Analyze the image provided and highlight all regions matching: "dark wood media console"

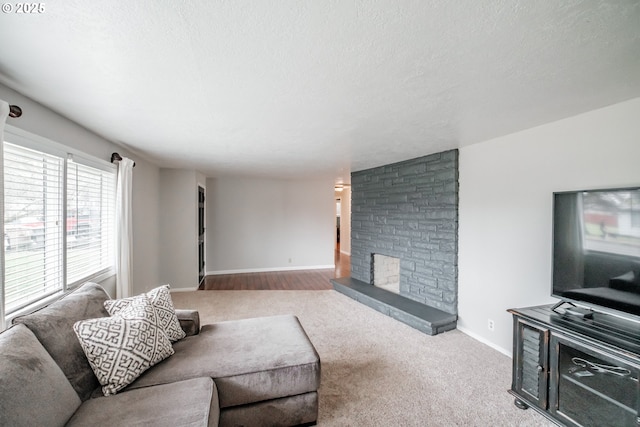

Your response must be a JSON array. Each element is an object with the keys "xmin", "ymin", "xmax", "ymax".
[{"xmin": 509, "ymin": 304, "xmax": 640, "ymax": 427}]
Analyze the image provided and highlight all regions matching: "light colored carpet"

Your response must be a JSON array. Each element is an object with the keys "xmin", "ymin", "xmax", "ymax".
[{"xmin": 171, "ymin": 290, "xmax": 553, "ymax": 426}]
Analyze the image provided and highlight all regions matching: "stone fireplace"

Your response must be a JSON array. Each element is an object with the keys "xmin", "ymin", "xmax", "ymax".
[
  {"xmin": 349, "ymin": 149, "xmax": 459, "ymax": 316},
  {"xmin": 372, "ymin": 254, "xmax": 400, "ymax": 294}
]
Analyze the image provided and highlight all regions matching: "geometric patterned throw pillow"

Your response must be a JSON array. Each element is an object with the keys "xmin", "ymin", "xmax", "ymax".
[
  {"xmin": 74, "ymin": 294, "xmax": 174, "ymax": 396},
  {"xmin": 104, "ymin": 285, "xmax": 186, "ymax": 342}
]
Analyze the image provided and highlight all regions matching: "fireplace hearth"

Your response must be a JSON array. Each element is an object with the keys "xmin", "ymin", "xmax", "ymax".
[{"xmin": 331, "ymin": 276, "xmax": 457, "ymax": 335}]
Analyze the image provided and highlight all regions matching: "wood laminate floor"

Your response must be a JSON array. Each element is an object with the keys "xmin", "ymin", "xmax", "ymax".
[{"xmin": 200, "ymin": 247, "xmax": 350, "ymax": 291}]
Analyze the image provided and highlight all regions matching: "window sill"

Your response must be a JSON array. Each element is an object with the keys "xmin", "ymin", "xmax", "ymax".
[{"xmin": 4, "ymin": 268, "xmax": 116, "ymax": 328}]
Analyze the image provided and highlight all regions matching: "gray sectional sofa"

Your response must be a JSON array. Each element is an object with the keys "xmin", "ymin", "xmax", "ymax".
[{"xmin": 0, "ymin": 282, "xmax": 321, "ymax": 426}]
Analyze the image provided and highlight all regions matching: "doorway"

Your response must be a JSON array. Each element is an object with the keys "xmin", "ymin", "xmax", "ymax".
[
  {"xmin": 334, "ymin": 185, "xmax": 351, "ymax": 278},
  {"xmin": 336, "ymin": 198, "xmax": 341, "ymax": 248},
  {"xmin": 198, "ymin": 185, "xmax": 205, "ymax": 285}
]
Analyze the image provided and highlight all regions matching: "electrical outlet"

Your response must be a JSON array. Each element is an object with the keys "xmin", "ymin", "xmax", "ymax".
[
  {"xmin": 488, "ymin": 319, "xmax": 495, "ymax": 331},
  {"xmin": 288, "ymin": 258, "xmax": 292, "ymax": 263}
]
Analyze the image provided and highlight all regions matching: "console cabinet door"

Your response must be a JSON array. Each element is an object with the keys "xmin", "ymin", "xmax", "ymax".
[
  {"xmin": 512, "ymin": 317, "xmax": 550, "ymax": 410},
  {"xmin": 549, "ymin": 333, "xmax": 640, "ymax": 427}
]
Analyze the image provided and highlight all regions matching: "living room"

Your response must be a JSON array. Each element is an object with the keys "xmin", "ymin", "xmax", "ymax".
[{"xmin": 1, "ymin": 2, "xmax": 639, "ymax": 425}]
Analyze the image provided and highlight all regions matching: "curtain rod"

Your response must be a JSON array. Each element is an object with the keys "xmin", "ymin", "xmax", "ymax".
[
  {"xmin": 6, "ymin": 106, "xmax": 138, "ymax": 168},
  {"xmin": 9, "ymin": 105, "xmax": 22, "ymax": 118},
  {"xmin": 6, "ymin": 106, "xmax": 136, "ymax": 168},
  {"xmin": 111, "ymin": 152, "xmax": 136, "ymax": 167}
]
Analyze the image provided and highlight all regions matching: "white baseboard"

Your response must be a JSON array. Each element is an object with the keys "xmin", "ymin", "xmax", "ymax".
[
  {"xmin": 207, "ymin": 265, "xmax": 335, "ymax": 276},
  {"xmin": 457, "ymin": 325, "xmax": 512, "ymax": 358}
]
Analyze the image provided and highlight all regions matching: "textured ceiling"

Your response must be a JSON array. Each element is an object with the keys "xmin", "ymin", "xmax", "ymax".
[{"xmin": 1, "ymin": 1, "xmax": 639, "ymax": 182}]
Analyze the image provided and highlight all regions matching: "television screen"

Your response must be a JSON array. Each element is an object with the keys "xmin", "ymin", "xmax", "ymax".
[{"xmin": 552, "ymin": 187, "xmax": 640, "ymax": 317}]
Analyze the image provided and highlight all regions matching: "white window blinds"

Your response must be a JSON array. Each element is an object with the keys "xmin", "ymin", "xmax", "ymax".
[
  {"xmin": 3, "ymin": 141, "xmax": 116, "ymax": 316},
  {"xmin": 3, "ymin": 143, "xmax": 64, "ymax": 313},
  {"xmin": 66, "ymin": 160, "xmax": 116, "ymax": 286}
]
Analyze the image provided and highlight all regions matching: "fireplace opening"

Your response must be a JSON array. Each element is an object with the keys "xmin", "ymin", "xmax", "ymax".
[{"xmin": 372, "ymin": 254, "xmax": 400, "ymax": 294}]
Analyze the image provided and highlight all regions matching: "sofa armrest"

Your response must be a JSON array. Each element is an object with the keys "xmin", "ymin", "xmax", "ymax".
[{"xmin": 175, "ymin": 309, "xmax": 200, "ymax": 336}]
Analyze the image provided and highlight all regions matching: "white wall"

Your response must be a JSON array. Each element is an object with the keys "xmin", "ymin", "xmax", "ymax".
[
  {"xmin": 339, "ymin": 186, "xmax": 351, "ymax": 255},
  {"xmin": 0, "ymin": 83, "xmax": 161, "ymax": 296},
  {"xmin": 206, "ymin": 176, "xmax": 335, "ymax": 273},
  {"xmin": 458, "ymin": 97, "xmax": 640, "ymax": 355},
  {"xmin": 159, "ymin": 169, "xmax": 199, "ymax": 289}
]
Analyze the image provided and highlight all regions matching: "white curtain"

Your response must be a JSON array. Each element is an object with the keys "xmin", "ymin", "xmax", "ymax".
[
  {"xmin": 0, "ymin": 100, "xmax": 9, "ymax": 329},
  {"xmin": 115, "ymin": 157, "xmax": 135, "ymax": 298}
]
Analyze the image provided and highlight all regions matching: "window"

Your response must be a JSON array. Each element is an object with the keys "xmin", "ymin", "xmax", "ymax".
[
  {"xmin": 2, "ymin": 133, "xmax": 116, "ymax": 318},
  {"xmin": 66, "ymin": 160, "xmax": 116, "ymax": 285}
]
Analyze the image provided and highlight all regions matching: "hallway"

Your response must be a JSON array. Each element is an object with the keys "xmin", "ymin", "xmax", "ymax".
[{"xmin": 200, "ymin": 249, "xmax": 350, "ymax": 291}]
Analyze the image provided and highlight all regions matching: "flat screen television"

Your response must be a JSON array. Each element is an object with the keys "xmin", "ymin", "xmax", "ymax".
[{"xmin": 552, "ymin": 187, "xmax": 640, "ymax": 319}]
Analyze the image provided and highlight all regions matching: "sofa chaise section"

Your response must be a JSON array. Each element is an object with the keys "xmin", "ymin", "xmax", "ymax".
[
  {"xmin": 129, "ymin": 315, "xmax": 321, "ymax": 426},
  {"xmin": 1, "ymin": 282, "xmax": 320, "ymax": 426}
]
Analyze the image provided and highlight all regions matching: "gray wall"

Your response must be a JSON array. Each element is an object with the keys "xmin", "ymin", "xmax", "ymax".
[
  {"xmin": 351, "ymin": 150, "xmax": 459, "ymax": 314},
  {"xmin": 159, "ymin": 169, "xmax": 199, "ymax": 290},
  {"xmin": 205, "ymin": 176, "xmax": 335, "ymax": 273}
]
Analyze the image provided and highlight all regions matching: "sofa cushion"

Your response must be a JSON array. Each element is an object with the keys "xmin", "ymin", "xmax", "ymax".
[
  {"xmin": 128, "ymin": 315, "xmax": 321, "ymax": 408},
  {"xmin": 105, "ymin": 284, "xmax": 186, "ymax": 342},
  {"xmin": 0, "ymin": 324, "xmax": 82, "ymax": 427},
  {"xmin": 67, "ymin": 377, "xmax": 218, "ymax": 427},
  {"xmin": 12, "ymin": 282, "xmax": 110, "ymax": 400},
  {"xmin": 74, "ymin": 294, "xmax": 174, "ymax": 395}
]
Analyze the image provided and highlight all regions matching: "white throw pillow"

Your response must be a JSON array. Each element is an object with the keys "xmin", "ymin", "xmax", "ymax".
[
  {"xmin": 104, "ymin": 285, "xmax": 186, "ymax": 342},
  {"xmin": 74, "ymin": 294, "xmax": 174, "ymax": 396}
]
